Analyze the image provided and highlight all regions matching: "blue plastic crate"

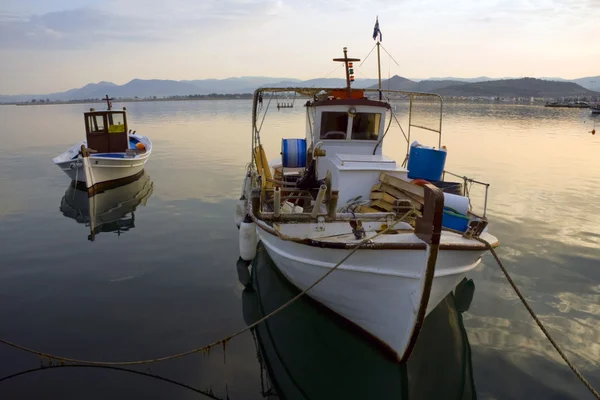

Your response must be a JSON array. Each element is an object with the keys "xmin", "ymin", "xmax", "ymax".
[{"xmin": 442, "ymin": 207, "xmax": 470, "ymax": 232}]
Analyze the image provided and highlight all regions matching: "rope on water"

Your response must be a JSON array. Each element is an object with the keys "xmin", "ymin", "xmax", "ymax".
[
  {"xmin": 0, "ymin": 213, "xmax": 413, "ymax": 368},
  {"xmin": 472, "ymin": 235, "xmax": 600, "ymax": 400}
]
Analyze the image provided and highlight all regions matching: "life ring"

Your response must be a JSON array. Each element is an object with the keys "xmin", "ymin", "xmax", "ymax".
[{"xmin": 411, "ymin": 179, "xmax": 430, "ymax": 186}]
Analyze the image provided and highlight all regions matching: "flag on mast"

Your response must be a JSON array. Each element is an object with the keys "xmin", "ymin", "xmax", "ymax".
[{"xmin": 372, "ymin": 16, "xmax": 382, "ymax": 42}]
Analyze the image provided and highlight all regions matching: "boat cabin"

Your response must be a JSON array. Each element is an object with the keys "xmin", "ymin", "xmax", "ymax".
[
  {"xmin": 84, "ymin": 108, "xmax": 129, "ymax": 154},
  {"xmin": 294, "ymin": 91, "xmax": 408, "ymax": 205}
]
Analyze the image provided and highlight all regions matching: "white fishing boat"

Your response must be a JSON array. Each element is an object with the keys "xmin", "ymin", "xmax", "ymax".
[
  {"xmin": 591, "ymin": 102, "xmax": 600, "ymax": 115},
  {"xmin": 236, "ymin": 42, "xmax": 499, "ymax": 362},
  {"xmin": 53, "ymin": 96, "xmax": 152, "ymax": 190}
]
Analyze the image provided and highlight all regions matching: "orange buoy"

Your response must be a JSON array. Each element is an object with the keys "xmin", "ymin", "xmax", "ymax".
[
  {"xmin": 592, "ymin": 129, "xmax": 596, "ymax": 135},
  {"xmin": 136, "ymin": 142, "xmax": 146, "ymax": 150}
]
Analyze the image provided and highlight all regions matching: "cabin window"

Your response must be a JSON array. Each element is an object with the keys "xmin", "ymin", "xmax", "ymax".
[
  {"xmin": 351, "ymin": 113, "xmax": 381, "ymax": 140},
  {"xmin": 108, "ymin": 113, "xmax": 125, "ymax": 133},
  {"xmin": 320, "ymin": 112, "xmax": 348, "ymax": 140},
  {"xmin": 88, "ymin": 115, "xmax": 105, "ymax": 133}
]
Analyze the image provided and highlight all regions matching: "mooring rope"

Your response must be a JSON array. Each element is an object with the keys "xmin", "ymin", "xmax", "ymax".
[
  {"xmin": 3, "ymin": 219, "xmax": 596, "ymax": 398},
  {"xmin": 471, "ymin": 234, "xmax": 600, "ymax": 399},
  {"xmin": 0, "ymin": 364, "xmax": 222, "ymax": 399},
  {"xmin": 0, "ymin": 214, "xmax": 413, "ymax": 367}
]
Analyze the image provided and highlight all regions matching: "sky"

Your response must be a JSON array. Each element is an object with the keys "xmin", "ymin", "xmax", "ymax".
[{"xmin": 0, "ymin": 0, "xmax": 599, "ymax": 95}]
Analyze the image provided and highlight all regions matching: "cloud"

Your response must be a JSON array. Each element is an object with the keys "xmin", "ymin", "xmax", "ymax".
[
  {"xmin": 0, "ymin": 0, "xmax": 284, "ymax": 50},
  {"xmin": 0, "ymin": 8, "xmax": 159, "ymax": 49},
  {"xmin": 103, "ymin": 0, "xmax": 284, "ymax": 21}
]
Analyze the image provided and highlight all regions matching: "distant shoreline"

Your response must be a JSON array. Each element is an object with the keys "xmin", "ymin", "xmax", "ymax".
[
  {"xmin": 6, "ymin": 94, "xmax": 257, "ymax": 106},
  {"xmin": 3, "ymin": 97, "xmax": 575, "ymax": 108},
  {"xmin": 3, "ymin": 94, "xmax": 595, "ymax": 108}
]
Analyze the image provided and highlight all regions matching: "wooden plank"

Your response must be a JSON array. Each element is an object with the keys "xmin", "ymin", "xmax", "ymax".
[
  {"xmin": 372, "ymin": 181, "xmax": 422, "ymax": 208},
  {"xmin": 370, "ymin": 191, "xmax": 398, "ymax": 204},
  {"xmin": 400, "ymin": 191, "xmax": 425, "ymax": 208},
  {"xmin": 379, "ymin": 172, "xmax": 425, "ymax": 199},
  {"xmin": 357, "ymin": 205, "xmax": 380, "ymax": 213},
  {"xmin": 370, "ymin": 199, "xmax": 395, "ymax": 212},
  {"xmin": 372, "ymin": 182, "xmax": 404, "ymax": 200}
]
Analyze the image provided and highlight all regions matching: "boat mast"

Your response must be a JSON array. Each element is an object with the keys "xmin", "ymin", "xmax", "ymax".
[
  {"xmin": 104, "ymin": 94, "xmax": 113, "ymax": 111},
  {"xmin": 333, "ymin": 48, "xmax": 360, "ymax": 98},
  {"xmin": 375, "ymin": 16, "xmax": 383, "ymax": 100},
  {"xmin": 376, "ymin": 42, "xmax": 382, "ymax": 100}
]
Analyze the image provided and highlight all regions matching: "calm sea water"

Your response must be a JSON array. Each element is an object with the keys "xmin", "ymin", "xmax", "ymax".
[{"xmin": 0, "ymin": 100, "xmax": 599, "ymax": 399}]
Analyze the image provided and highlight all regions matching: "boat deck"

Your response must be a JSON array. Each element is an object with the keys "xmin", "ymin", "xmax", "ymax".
[
  {"xmin": 302, "ymin": 230, "xmax": 499, "ymax": 251},
  {"xmin": 68, "ymin": 137, "xmax": 147, "ymax": 160}
]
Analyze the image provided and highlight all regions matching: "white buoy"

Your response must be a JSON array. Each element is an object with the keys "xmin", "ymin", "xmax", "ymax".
[
  {"xmin": 235, "ymin": 198, "xmax": 247, "ymax": 228},
  {"xmin": 239, "ymin": 215, "xmax": 257, "ymax": 261}
]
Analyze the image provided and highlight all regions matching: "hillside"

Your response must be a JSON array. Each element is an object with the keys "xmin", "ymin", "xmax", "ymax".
[
  {"xmin": 372, "ymin": 76, "xmax": 417, "ymax": 91},
  {"xmin": 0, "ymin": 76, "xmax": 378, "ymax": 103},
  {"xmin": 371, "ymin": 76, "xmax": 470, "ymax": 92},
  {"xmin": 367, "ymin": 76, "xmax": 599, "ymax": 98},
  {"xmin": 435, "ymin": 78, "xmax": 598, "ymax": 97},
  {"xmin": 569, "ymin": 75, "xmax": 600, "ymax": 91},
  {"xmin": 2, "ymin": 74, "xmax": 599, "ymax": 103},
  {"xmin": 368, "ymin": 76, "xmax": 481, "ymax": 92},
  {"xmin": 182, "ymin": 76, "xmax": 302, "ymax": 94}
]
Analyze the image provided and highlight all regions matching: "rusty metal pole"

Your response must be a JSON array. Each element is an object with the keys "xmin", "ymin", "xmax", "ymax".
[
  {"xmin": 377, "ymin": 42, "xmax": 382, "ymax": 100},
  {"xmin": 343, "ymin": 47, "xmax": 351, "ymax": 99}
]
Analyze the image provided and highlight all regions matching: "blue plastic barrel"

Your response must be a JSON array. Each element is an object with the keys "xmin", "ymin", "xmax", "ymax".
[
  {"xmin": 281, "ymin": 138, "xmax": 307, "ymax": 168},
  {"xmin": 407, "ymin": 145, "xmax": 447, "ymax": 181}
]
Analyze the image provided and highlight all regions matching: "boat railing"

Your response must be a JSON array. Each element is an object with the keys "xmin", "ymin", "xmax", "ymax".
[{"xmin": 442, "ymin": 170, "xmax": 490, "ymax": 218}]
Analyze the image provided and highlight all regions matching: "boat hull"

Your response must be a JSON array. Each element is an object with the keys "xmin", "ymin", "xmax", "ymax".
[
  {"xmin": 53, "ymin": 136, "xmax": 152, "ymax": 189},
  {"xmin": 256, "ymin": 227, "xmax": 484, "ymax": 360},
  {"xmin": 242, "ymin": 243, "xmax": 477, "ymax": 398},
  {"xmin": 56, "ymin": 158, "xmax": 147, "ymax": 187}
]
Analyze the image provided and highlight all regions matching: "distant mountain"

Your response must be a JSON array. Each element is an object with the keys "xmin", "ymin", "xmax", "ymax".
[
  {"xmin": 367, "ymin": 75, "xmax": 599, "ymax": 98},
  {"xmin": 420, "ymin": 76, "xmax": 496, "ymax": 83},
  {"xmin": 372, "ymin": 75, "xmax": 417, "ymax": 91},
  {"xmin": 2, "ymin": 74, "xmax": 599, "ymax": 103},
  {"xmin": 367, "ymin": 76, "xmax": 466, "ymax": 92},
  {"xmin": 435, "ymin": 78, "xmax": 598, "ymax": 98},
  {"xmin": 183, "ymin": 76, "xmax": 303, "ymax": 94},
  {"xmin": 264, "ymin": 77, "xmax": 379, "ymax": 89},
  {"xmin": 65, "ymin": 81, "xmax": 118, "ymax": 100},
  {"xmin": 568, "ymin": 76, "xmax": 600, "ymax": 91},
  {"xmin": 417, "ymin": 76, "xmax": 600, "ymax": 91},
  {"xmin": 412, "ymin": 80, "xmax": 468, "ymax": 92}
]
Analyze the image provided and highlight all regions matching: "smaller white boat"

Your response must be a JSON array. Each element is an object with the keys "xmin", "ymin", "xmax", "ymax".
[{"xmin": 53, "ymin": 96, "xmax": 152, "ymax": 190}]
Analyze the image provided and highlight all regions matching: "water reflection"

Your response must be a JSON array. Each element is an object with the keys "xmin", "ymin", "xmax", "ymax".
[
  {"xmin": 241, "ymin": 244, "xmax": 477, "ymax": 399},
  {"xmin": 1, "ymin": 100, "xmax": 598, "ymax": 398},
  {"xmin": 59, "ymin": 171, "xmax": 154, "ymax": 241}
]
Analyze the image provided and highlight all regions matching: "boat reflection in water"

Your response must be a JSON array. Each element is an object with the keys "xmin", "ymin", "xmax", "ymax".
[
  {"xmin": 59, "ymin": 170, "xmax": 154, "ymax": 241},
  {"xmin": 241, "ymin": 243, "xmax": 476, "ymax": 399}
]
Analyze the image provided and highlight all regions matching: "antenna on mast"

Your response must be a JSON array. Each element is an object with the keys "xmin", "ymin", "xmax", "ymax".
[{"xmin": 333, "ymin": 47, "xmax": 360, "ymax": 99}]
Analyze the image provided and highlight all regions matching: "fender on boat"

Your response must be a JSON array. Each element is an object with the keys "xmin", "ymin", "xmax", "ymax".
[
  {"xmin": 239, "ymin": 215, "xmax": 258, "ymax": 261},
  {"xmin": 235, "ymin": 199, "xmax": 247, "ymax": 228}
]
